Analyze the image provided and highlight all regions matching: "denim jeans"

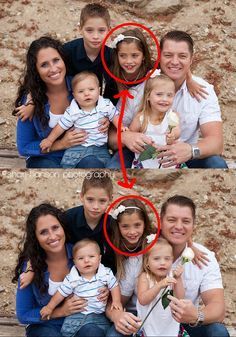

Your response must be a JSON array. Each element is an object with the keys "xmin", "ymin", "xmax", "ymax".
[
  {"xmin": 106, "ymin": 148, "xmax": 134, "ymax": 169},
  {"xmin": 26, "ymin": 156, "xmax": 62, "ymax": 168},
  {"xmin": 75, "ymin": 323, "xmax": 106, "ymax": 337},
  {"xmin": 183, "ymin": 322, "xmax": 230, "ymax": 337},
  {"xmin": 61, "ymin": 312, "xmax": 111, "ymax": 337},
  {"xmin": 106, "ymin": 324, "xmax": 126, "ymax": 337},
  {"xmin": 26, "ymin": 322, "xmax": 62, "ymax": 337},
  {"xmin": 61, "ymin": 145, "xmax": 111, "ymax": 168},
  {"xmin": 186, "ymin": 155, "xmax": 228, "ymax": 168}
]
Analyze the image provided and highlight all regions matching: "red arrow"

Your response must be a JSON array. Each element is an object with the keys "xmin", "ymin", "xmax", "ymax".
[{"xmin": 114, "ymin": 90, "xmax": 136, "ymax": 189}]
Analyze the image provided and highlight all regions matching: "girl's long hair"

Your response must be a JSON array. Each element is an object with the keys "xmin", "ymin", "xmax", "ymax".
[
  {"xmin": 14, "ymin": 36, "xmax": 67, "ymax": 128},
  {"xmin": 112, "ymin": 29, "xmax": 154, "ymax": 91},
  {"xmin": 138, "ymin": 74, "xmax": 175, "ymax": 133},
  {"xmin": 111, "ymin": 199, "xmax": 155, "ymax": 280},
  {"xmin": 12, "ymin": 203, "xmax": 69, "ymax": 293}
]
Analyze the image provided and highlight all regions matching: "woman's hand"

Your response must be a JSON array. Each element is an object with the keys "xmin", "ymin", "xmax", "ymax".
[
  {"xmin": 112, "ymin": 310, "xmax": 142, "ymax": 335},
  {"xmin": 98, "ymin": 117, "xmax": 110, "ymax": 134},
  {"xmin": 60, "ymin": 295, "xmax": 87, "ymax": 316},
  {"xmin": 58, "ymin": 128, "xmax": 88, "ymax": 149},
  {"xmin": 97, "ymin": 286, "xmax": 109, "ymax": 304}
]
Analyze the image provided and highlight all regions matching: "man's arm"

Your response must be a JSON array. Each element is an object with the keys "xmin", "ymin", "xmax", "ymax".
[{"xmin": 168, "ymin": 288, "xmax": 225, "ymax": 324}]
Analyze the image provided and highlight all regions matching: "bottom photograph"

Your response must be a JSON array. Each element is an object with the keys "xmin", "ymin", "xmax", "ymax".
[{"xmin": 0, "ymin": 169, "xmax": 235, "ymax": 337}]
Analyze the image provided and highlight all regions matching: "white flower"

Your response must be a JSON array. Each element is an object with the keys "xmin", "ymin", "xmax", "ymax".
[
  {"xmin": 167, "ymin": 110, "xmax": 179, "ymax": 131},
  {"xmin": 111, "ymin": 34, "xmax": 125, "ymax": 49},
  {"xmin": 150, "ymin": 69, "xmax": 161, "ymax": 78},
  {"xmin": 181, "ymin": 247, "xmax": 195, "ymax": 264},
  {"xmin": 146, "ymin": 234, "xmax": 156, "ymax": 244},
  {"xmin": 113, "ymin": 205, "xmax": 126, "ymax": 219}
]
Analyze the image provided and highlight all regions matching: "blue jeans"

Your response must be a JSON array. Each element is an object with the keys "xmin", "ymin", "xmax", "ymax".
[
  {"xmin": 61, "ymin": 312, "xmax": 111, "ymax": 337},
  {"xmin": 186, "ymin": 156, "xmax": 228, "ymax": 168},
  {"xmin": 183, "ymin": 323, "xmax": 230, "ymax": 337},
  {"xmin": 61, "ymin": 145, "xmax": 111, "ymax": 168},
  {"xmin": 106, "ymin": 324, "xmax": 126, "ymax": 337},
  {"xmin": 26, "ymin": 156, "xmax": 62, "ymax": 168},
  {"xmin": 75, "ymin": 323, "xmax": 106, "ymax": 337},
  {"xmin": 26, "ymin": 322, "xmax": 62, "ymax": 337},
  {"xmin": 106, "ymin": 148, "xmax": 134, "ymax": 169}
]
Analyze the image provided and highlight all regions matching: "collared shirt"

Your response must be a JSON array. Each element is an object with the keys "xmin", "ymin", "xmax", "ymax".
[
  {"xmin": 172, "ymin": 75, "xmax": 222, "ymax": 144},
  {"xmin": 64, "ymin": 205, "xmax": 116, "ymax": 273},
  {"xmin": 58, "ymin": 263, "xmax": 118, "ymax": 314},
  {"xmin": 120, "ymin": 242, "xmax": 223, "ymax": 311},
  {"xmin": 59, "ymin": 96, "xmax": 117, "ymax": 146},
  {"xmin": 16, "ymin": 243, "xmax": 74, "ymax": 325}
]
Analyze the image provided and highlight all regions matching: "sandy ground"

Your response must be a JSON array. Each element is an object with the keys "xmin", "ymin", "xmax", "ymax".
[
  {"xmin": 0, "ymin": 0, "xmax": 235, "ymax": 165},
  {"xmin": 0, "ymin": 169, "xmax": 235, "ymax": 328}
]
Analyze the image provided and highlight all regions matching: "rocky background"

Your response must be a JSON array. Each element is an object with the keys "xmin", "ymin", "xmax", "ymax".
[
  {"xmin": 0, "ymin": 169, "xmax": 235, "ymax": 329},
  {"xmin": 0, "ymin": 0, "xmax": 235, "ymax": 165}
]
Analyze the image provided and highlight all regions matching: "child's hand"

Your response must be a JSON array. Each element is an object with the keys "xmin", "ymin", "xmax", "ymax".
[
  {"xmin": 187, "ymin": 79, "xmax": 209, "ymax": 102},
  {"xmin": 40, "ymin": 139, "xmax": 53, "ymax": 152},
  {"xmin": 166, "ymin": 131, "xmax": 176, "ymax": 145},
  {"xmin": 111, "ymin": 301, "xmax": 123, "ymax": 311},
  {"xmin": 40, "ymin": 305, "xmax": 53, "ymax": 320},
  {"xmin": 19, "ymin": 270, "xmax": 34, "ymax": 289},
  {"xmin": 191, "ymin": 245, "xmax": 209, "ymax": 269},
  {"xmin": 121, "ymin": 126, "xmax": 129, "ymax": 132},
  {"xmin": 13, "ymin": 103, "xmax": 34, "ymax": 121},
  {"xmin": 159, "ymin": 276, "xmax": 177, "ymax": 289},
  {"xmin": 173, "ymin": 265, "xmax": 184, "ymax": 279}
]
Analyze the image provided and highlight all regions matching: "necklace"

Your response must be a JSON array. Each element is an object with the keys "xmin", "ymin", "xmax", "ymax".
[
  {"xmin": 122, "ymin": 69, "xmax": 141, "ymax": 83},
  {"xmin": 121, "ymin": 239, "xmax": 141, "ymax": 252}
]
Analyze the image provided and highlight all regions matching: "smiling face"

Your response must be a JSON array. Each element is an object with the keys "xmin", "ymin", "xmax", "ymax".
[
  {"xmin": 81, "ymin": 187, "xmax": 111, "ymax": 224},
  {"xmin": 160, "ymin": 39, "xmax": 193, "ymax": 89},
  {"xmin": 147, "ymin": 243, "xmax": 173, "ymax": 279},
  {"xmin": 80, "ymin": 17, "xmax": 109, "ymax": 52},
  {"xmin": 73, "ymin": 76, "xmax": 100, "ymax": 111},
  {"xmin": 118, "ymin": 212, "xmax": 145, "ymax": 249},
  {"xmin": 36, "ymin": 47, "xmax": 66, "ymax": 87},
  {"xmin": 117, "ymin": 41, "xmax": 144, "ymax": 80},
  {"xmin": 148, "ymin": 79, "xmax": 175, "ymax": 115},
  {"xmin": 161, "ymin": 204, "xmax": 194, "ymax": 249},
  {"xmin": 35, "ymin": 214, "xmax": 66, "ymax": 254},
  {"xmin": 74, "ymin": 243, "xmax": 101, "ymax": 278}
]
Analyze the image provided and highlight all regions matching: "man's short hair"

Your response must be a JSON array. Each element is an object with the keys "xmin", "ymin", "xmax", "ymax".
[
  {"xmin": 160, "ymin": 195, "xmax": 196, "ymax": 220},
  {"xmin": 160, "ymin": 30, "xmax": 194, "ymax": 54},
  {"xmin": 80, "ymin": 3, "xmax": 110, "ymax": 28}
]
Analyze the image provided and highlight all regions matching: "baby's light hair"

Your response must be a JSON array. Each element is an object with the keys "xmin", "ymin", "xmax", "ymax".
[
  {"xmin": 139, "ymin": 74, "xmax": 175, "ymax": 133},
  {"xmin": 142, "ymin": 236, "xmax": 173, "ymax": 281},
  {"xmin": 73, "ymin": 238, "xmax": 101, "ymax": 258},
  {"xmin": 71, "ymin": 71, "xmax": 100, "ymax": 92}
]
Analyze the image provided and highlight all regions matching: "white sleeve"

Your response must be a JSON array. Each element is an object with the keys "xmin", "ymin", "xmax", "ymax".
[
  {"xmin": 199, "ymin": 84, "xmax": 222, "ymax": 125},
  {"xmin": 200, "ymin": 251, "xmax": 223, "ymax": 293},
  {"xmin": 119, "ymin": 257, "xmax": 142, "ymax": 297}
]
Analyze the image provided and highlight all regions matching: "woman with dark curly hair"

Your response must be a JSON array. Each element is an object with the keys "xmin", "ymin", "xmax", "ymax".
[
  {"xmin": 14, "ymin": 36, "xmax": 108, "ymax": 168},
  {"xmin": 12, "ymin": 203, "xmax": 88, "ymax": 337}
]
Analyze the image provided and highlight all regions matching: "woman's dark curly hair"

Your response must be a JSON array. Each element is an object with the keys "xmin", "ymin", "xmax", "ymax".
[
  {"xmin": 14, "ymin": 36, "xmax": 67, "ymax": 127},
  {"xmin": 12, "ymin": 203, "xmax": 69, "ymax": 293}
]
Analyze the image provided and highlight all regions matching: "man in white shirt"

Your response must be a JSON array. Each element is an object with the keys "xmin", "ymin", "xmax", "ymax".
[
  {"xmin": 106, "ymin": 195, "xmax": 229, "ymax": 337},
  {"xmin": 117, "ymin": 31, "xmax": 228, "ymax": 168}
]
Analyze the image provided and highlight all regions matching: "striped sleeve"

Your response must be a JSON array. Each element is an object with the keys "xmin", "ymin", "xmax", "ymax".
[
  {"xmin": 58, "ymin": 107, "xmax": 74, "ymax": 130},
  {"xmin": 105, "ymin": 267, "xmax": 118, "ymax": 290},
  {"xmin": 57, "ymin": 274, "xmax": 73, "ymax": 297}
]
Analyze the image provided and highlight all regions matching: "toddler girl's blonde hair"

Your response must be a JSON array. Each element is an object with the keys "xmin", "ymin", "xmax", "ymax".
[{"xmin": 139, "ymin": 74, "xmax": 175, "ymax": 133}]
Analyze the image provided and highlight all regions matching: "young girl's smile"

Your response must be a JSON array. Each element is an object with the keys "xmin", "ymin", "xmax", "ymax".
[
  {"xmin": 148, "ymin": 80, "xmax": 175, "ymax": 115},
  {"xmin": 147, "ymin": 244, "xmax": 173, "ymax": 279},
  {"xmin": 118, "ymin": 42, "xmax": 144, "ymax": 80},
  {"xmin": 118, "ymin": 212, "xmax": 145, "ymax": 248}
]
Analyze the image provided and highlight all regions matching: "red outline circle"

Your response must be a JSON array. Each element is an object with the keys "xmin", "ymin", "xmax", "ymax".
[
  {"xmin": 103, "ymin": 195, "xmax": 161, "ymax": 257},
  {"xmin": 101, "ymin": 22, "xmax": 161, "ymax": 85}
]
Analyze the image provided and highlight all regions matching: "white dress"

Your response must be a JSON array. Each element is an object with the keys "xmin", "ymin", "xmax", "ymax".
[{"xmin": 136, "ymin": 274, "xmax": 180, "ymax": 337}]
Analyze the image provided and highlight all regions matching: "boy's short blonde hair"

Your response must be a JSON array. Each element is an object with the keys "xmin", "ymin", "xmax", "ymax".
[
  {"xmin": 80, "ymin": 3, "xmax": 110, "ymax": 28},
  {"xmin": 73, "ymin": 238, "xmax": 101, "ymax": 258},
  {"xmin": 71, "ymin": 71, "xmax": 99, "ymax": 91}
]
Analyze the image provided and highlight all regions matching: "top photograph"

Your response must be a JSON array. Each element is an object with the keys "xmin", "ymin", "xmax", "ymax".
[{"xmin": 0, "ymin": 0, "xmax": 235, "ymax": 169}]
